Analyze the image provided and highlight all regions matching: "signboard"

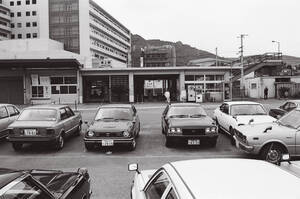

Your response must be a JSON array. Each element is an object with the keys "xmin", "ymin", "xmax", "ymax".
[{"xmin": 144, "ymin": 80, "xmax": 154, "ymax": 89}]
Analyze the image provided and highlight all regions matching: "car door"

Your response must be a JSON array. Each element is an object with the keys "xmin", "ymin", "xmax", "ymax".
[
  {"xmin": 65, "ymin": 106, "xmax": 78, "ymax": 132},
  {"xmin": 6, "ymin": 105, "xmax": 20, "ymax": 125},
  {"xmin": 161, "ymin": 105, "xmax": 169, "ymax": 133},
  {"xmin": 218, "ymin": 103, "xmax": 230, "ymax": 131},
  {"xmin": 59, "ymin": 108, "xmax": 72, "ymax": 136},
  {"xmin": 0, "ymin": 106, "xmax": 10, "ymax": 138},
  {"xmin": 144, "ymin": 170, "xmax": 172, "ymax": 199}
]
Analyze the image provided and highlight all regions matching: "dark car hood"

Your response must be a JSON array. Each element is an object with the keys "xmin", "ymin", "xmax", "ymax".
[
  {"xmin": 168, "ymin": 117, "xmax": 214, "ymax": 127},
  {"xmin": 89, "ymin": 120, "xmax": 133, "ymax": 132},
  {"xmin": 8, "ymin": 120, "xmax": 57, "ymax": 128}
]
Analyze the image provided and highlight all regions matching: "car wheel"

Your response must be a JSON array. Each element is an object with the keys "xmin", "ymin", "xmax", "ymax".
[
  {"xmin": 55, "ymin": 134, "xmax": 64, "ymax": 150},
  {"xmin": 165, "ymin": 137, "xmax": 172, "ymax": 148},
  {"xmin": 74, "ymin": 124, "xmax": 82, "ymax": 136},
  {"xmin": 129, "ymin": 138, "xmax": 136, "ymax": 151},
  {"xmin": 208, "ymin": 138, "xmax": 217, "ymax": 147},
  {"xmin": 85, "ymin": 143, "xmax": 94, "ymax": 151},
  {"xmin": 12, "ymin": 143, "xmax": 22, "ymax": 151},
  {"xmin": 261, "ymin": 144, "xmax": 284, "ymax": 164}
]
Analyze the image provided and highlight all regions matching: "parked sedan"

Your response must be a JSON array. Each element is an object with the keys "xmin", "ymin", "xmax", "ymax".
[
  {"xmin": 0, "ymin": 104, "xmax": 20, "ymax": 139},
  {"xmin": 7, "ymin": 105, "xmax": 82, "ymax": 151},
  {"xmin": 161, "ymin": 103, "xmax": 218, "ymax": 147},
  {"xmin": 0, "ymin": 167, "xmax": 92, "ymax": 199},
  {"xmin": 213, "ymin": 101, "xmax": 276, "ymax": 144},
  {"xmin": 234, "ymin": 108, "xmax": 300, "ymax": 164},
  {"xmin": 84, "ymin": 104, "xmax": 140, "ymax": 151},
  {"xmin": 129, "ymin": 158, "xmax": 300, "ymax": 199},
  {"xmin": 269, "ymin": 100, "xmax": 300, "ymax": 119}
]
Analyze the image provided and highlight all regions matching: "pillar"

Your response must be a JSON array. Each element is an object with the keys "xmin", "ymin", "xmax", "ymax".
[
  {"xmin": 129, "ymin": 72, "xmax": 134, "ymax": 103},
  {"xmin": 78, "ymin": 70, "xmax": 83, "ymax": 104},
  {"xmin": 179, "ymin": 71, "xmax": 185, "ymax": 101}
]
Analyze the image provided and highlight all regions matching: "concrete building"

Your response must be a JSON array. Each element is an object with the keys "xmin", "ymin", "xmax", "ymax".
[
  {"xmin": 188, "ymin": 57, "xmax": 232, "ymax": 67},
  {"xmin": 142, "ymin": 45, "xmax": 176, "ymax": 67},
  {"xmin": 3, "ymin": 0, "xmax": 131, "ymax": 68},
  {"xmin": 0, "ymin": 0, "xmax": 11, "ymax": 40}
]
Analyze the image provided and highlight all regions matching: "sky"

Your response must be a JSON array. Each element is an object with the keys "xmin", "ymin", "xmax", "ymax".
[{"xmin": 94, "ymin": 0, "xmax": 300, "ymax": 58}]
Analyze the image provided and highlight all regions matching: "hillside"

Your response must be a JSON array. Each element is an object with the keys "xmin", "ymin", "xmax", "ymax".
[
  {"xmin": 131, "ymin": 34, "xmax": 216, "ymax": 67},
  {"xmin": 282, "ymin": 55, "xmax": 300, "ymax": 65}
]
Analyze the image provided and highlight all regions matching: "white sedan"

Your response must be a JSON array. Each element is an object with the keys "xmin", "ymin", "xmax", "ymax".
[
  {"xmin": 129, "ymin": 158, "xmax": 300, "ymax": 199},
  {"xmin": 213, "ymin": 101, "xmax": 276, "ymax": 142}
]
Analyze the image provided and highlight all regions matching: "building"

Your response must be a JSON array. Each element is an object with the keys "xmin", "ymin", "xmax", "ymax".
[
  {"xmin": 3, "ymin": 0, "xmax": 131, "ymax": 68},
  {"xmin": 187, "ymin": 57, "xmax": 232, "ymax": 67},
  {"xmin": 142, "ymin": 45, "xmax": 176, "ymax": 67},
  {"xmin": 0, "ymin": 0, "xmax": 11, "ymax": 40}
]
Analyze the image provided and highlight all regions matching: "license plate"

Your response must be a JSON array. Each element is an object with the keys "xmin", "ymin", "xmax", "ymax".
[
  {"xmin": 102, "ymin": 140, "xmax": 114, "ymax": 146},
  {"xmin": 188, "ymin": 139, "xmax": 200, "ymax": 145},
  {"xmin": 24, "ymin": 129, "xmax": 37, "ymax": 136}
]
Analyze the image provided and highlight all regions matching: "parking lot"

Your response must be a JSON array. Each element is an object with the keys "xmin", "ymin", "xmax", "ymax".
[{"xmin": 0, "ymin": 99, "xmax": 284, "ymax": 198}]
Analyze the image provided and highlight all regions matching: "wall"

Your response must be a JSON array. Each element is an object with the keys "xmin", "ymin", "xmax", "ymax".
[
  {"xmin": 79, "ymin": 0, "xmax": 91, "ymax": 68},
  {"xmin": 262, "ymin": 78, "xmax": 275, "ymax": 98}
]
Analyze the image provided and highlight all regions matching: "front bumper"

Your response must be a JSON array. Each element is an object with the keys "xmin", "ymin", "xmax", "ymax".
[
  {"xmin": 234, "ymin": 136, "xmax": 256, "ymax": 153},
  {"xmin": 166, "ymin": 133, "xmax": 218, "ymax": 143},
  {"xmin": 84, "ymin": 137, "xmax": 134, "ymax": 145}
]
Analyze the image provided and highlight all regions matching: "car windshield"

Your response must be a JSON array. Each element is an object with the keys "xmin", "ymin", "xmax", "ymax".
[
  {"xmin": 18, "ymin": 109, "xmax": 57, "ymax": 121},
  {"xmin": 278, "ymin": 110, "xmax": 300, "ymax": 129},
  {"xmin": 167, "ymin": 106, "xmax": 207, "ymax": 118},
  {"xmin": 95, "ymin": 108, "xmax": 133, "ymax": 121},
  {"xmin": 231, "ymin": 104, "xmax": 267, "ymax": 116}
]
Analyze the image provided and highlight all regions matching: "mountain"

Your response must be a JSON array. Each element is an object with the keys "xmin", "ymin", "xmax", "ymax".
[
  {"xmin": 131, "ymin": 34, "xmax": 217, "ymax": 67},
  {"xmin": 282, "ymin": 55, "xmax": 300, "ymax": 66}
]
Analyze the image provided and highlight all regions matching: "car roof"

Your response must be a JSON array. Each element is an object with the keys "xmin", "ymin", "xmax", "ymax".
[
  {"xmin": 0, "ymin": 169, "xmax": 24, "ymax": 189},
  {"xmin": 168, "ymin": 159, "xmax": 300, "ymax": 199},
  {"xmin": 170, "ymin": 103, "xmax": 201, "ymax": 107},
  {"xmin": 0, "ymin": 104, "xmax": 14, "ymax": 107},
  {"xmin": 224, "ymin": 101, "xmax": 261, "ymax": 105},
  {"xmin": 25, "ymin": 104, "xmax": 68, "ymax": 110},
  {"xmin": 99, "ymin": 104, "xmax": 133, "ymax": 108}
]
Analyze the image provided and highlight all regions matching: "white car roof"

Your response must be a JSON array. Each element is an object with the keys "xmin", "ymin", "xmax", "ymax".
[
  {"xmin": 169, "ymin": 159, "xmax": 300, "ymax": 199},
  {"xmin": 224, "ymin": 101, "xmax": 261, "ymax": 105}
]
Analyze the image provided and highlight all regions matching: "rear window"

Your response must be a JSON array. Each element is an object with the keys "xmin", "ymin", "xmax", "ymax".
[{"xmin": 18, "ymin": 109, "xmax": 57, "ymax": 121}]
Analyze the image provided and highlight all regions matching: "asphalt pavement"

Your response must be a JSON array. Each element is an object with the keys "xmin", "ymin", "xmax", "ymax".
[{"xmin": 0, "ymin": 99, "xmax": 286, "ymax": 199}]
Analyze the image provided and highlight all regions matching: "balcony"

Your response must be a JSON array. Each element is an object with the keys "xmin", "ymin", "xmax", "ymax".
[
  {"xmin": 90, "ymin": 43, "xmax": 127, "ymax": 62},
  {"xmin": 0, "ymin": 24, "xmax": 11, "ymax": 32},
  {"xmin": 0, "ymin": 12, "xmax": 11, "ymax": 21}
]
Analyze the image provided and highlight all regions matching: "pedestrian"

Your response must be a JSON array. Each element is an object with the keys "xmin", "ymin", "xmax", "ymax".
[
  {"xmin": 264, "ymin": 87, "xmax": 268, "ymax": 99},
  {"xmin": 164, "ymin": 90, "xmax": 170, "ymax": 104}
]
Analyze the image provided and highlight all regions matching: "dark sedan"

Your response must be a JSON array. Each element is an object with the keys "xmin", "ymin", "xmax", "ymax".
[
  {"xmin": 269, "ymin": 100, "xmax": 300, "ymax": 119},
  {"xmin": 84, "ymin": 104, "xmax": 140, "ymax": 151},
  {"xmin": 0, "ymin": 167, "xmax": 91, "ymax": 199},
  {"xmin": 7, "ymin": 105, "xmax": 82, "ymax": 151},
  {"xmin": 161, "ymin": 103, "xmax": 218, "ymax": 147}
]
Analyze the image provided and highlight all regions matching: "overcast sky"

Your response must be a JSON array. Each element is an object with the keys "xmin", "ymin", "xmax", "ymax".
[{"xmin": 94, "ymin": 0, "xmax": 300, "ymax": 58}]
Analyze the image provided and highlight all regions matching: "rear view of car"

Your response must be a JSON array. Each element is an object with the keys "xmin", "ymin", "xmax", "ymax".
[
  {"xmin": 84, "ymin": 104, "xmax": 140, "ymax": 151},
  {"xmin": 0, "ymin": 104, "xmax": 20, "ymax": 139}
]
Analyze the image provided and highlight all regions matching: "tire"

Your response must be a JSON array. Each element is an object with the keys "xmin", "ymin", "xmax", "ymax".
[
  {"xmin": 54, "ymin": 134, "xmax": 64, "ymax": 150},
  {"xmin": 260, "ymin": 143, "xmax": 285, "ymax": 164},
  {"xmin": 208, "ymin": 138, "xmax": 217, "ymax": 147},
  {"xmin": 129, "ymin": 138, "xmax": 136, "ymax": 151},
  {"xmin": 12, "ymin": 143, "xmax": 22, "ymax": 151},
  {"xmin": 85, "ymin": 143, "xmax": 94, "ymax": 151},
  {"xmin": 74, "ymin": 124, "xmax": 82, "ymax": 137},
  {"xmin": 165, "ymin": 137, "xmax": 172, "ymax": 148}
]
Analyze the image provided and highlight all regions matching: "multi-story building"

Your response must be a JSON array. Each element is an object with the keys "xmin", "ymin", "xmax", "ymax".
[
  {"xmin": 3, "ymin": 0, "xmax": 131, "ymax": 68},
  {"xmin": 142, "ymin": 45, "xmax": 176, "ymax": 67},
  {"xmin": 0, "ymin": 0, "xmax": 11, "ymax": 40}
]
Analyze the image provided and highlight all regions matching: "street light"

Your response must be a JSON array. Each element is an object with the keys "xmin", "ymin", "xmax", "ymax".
[{"xmin": 272, "ymin": 40, "xmax": 280, "ymax": 54}]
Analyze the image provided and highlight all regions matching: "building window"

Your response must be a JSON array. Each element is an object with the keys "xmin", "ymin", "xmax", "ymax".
[
  {"xmin": 11, "ymin": 34, "xmax": 15, "ymax": 39},
  {"xmin": 26, "ymin": 11, "xmax": 30, "ymax": 16},
  {"xmin": 10, "ymin": 1, "xmax": 14, "ymax": 6},
  {"xmin": 50, "ymin": 76, "xmax": 77, "ymax": 95},
  {"xmin": 17, "ymin": 34, "xmax": 22, "ymax": 39},
  {"xmin": 17, "ymin": 1, "xmax": 21, "ymax": 5},
  {"xmin": 11, "ymin": 23, "xmax": 14, "ymax": 28},
  {"xmin": 32, "ymin": 11, "xmax": 36, "ymax": 16},
  {"xmin": 17, "ymin": 12, "xmax": 21, "ymax": 17},
  {"xmin": 17, "ymin": 23, "xmax": 21, "ymax": 28},
  {"xmin": 251, "ymin": 83, "xmax": 257, "ymax": 89},
  {"xmin": 26, "ymin": 22, "xmax": 30, "ymax": 27},
  {"xmin": 26, "ymin": 0, "xmax": 30, "ymax": 4},
  {"xmin": 26, "ymin": 33, "xmax": 31, "ymax": 38},
  {"xmin": 32, "ymin": 33, "xmax": 37, "ymax": 38},
  {"xmin": 32, "ymin": 22, "xmax": 37, "ymax": 27},
  {"xmin": 10, "ymin": 12, "xmax": 14, "ymax": 17},
  {"xmin": 32, "ymin": 86, "xmax": 44, "ymax": 98},
  {"xmin": 32, "ymin": 0, "xmax": 36, "ymax": 4}
]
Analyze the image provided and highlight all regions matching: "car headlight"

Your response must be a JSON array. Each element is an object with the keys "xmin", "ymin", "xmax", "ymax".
[
  {"xmin": 170, "ymin": 127, "xmax": 181, "ymax": 134},
  {"xmin": 87, "ymin": 131, "xmax": 94, "ymax": 137},
  {"xmin": 123, "ymin": 131, "xmax": 130, "ymax": 137},
  {"xmin": 205, "ymin": 127, "xmax": 217, "ymax": 133}
]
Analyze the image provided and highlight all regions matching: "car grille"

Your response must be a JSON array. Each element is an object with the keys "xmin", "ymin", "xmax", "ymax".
[
  {"xmin": 235, "ymin": 129, "xmax": 247, "ymax": 143},
  {"xmin": 182, "ymin": 129, "xmax": 205, "ymax": 135},
  {"xmin": 94, "ymin": 132, "xmax": 123, "ymax": 137}
]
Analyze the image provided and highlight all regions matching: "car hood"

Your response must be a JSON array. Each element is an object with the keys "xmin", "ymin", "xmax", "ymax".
[
  {"xmin": 8, "ymin": 121, "xmax": 57, "ymax": 128},
  {"xmin": 235, "ymin": 122, "xmax": 290, "ymax": 136},
  {"xmin": 235, "ymin": 115, "xmax": 276, "ymax": 125},
  {"xmin": 168, "ymin": 117, "xmax": 214, "ymax": 127},
  {"xmin": 89, "ymin": 120, "xmax": 133, "ymax": 131}
]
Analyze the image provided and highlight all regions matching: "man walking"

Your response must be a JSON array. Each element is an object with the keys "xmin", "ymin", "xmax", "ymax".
[
  {"xmin": 164, "ymin": 90, "xmax": 170, "ymax": 104},
  {"xmin": 264, "ymin": 87, "xmax": 269, "ymax": 99}
]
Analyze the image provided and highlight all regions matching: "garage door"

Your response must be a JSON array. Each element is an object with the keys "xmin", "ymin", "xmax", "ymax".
[{"xmin": 0, "ymin": 77, "xmax": 24, "ymax": 104}]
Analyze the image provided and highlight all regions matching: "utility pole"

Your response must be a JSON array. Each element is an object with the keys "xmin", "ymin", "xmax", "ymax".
[
  {"xmin": 215, "ymin": 47, "xmax": 218, "ymax": 66},
  {"xmin": 237, "ymin": 34, "xmax": 248, "ymax": 97}
]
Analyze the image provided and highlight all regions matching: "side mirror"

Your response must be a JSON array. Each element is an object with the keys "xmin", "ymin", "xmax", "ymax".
[
  {"xmin": 233, "ymin": 116, "xmax": 237, "ymax": 121},
  {"xmin": 263, "ymin": 126, "xmax": 272, "ymax": 133},
  {"xmin": 128, "ymin": 163, "xmax": 140, "ymax": 174}
]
